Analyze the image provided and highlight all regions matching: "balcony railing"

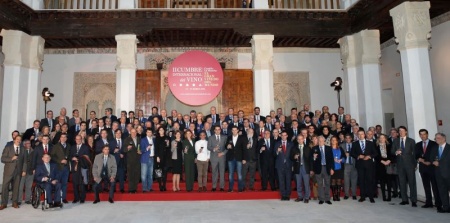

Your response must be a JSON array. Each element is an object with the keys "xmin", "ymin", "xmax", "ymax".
[{"xmin": 41, "ymin": 0, "xmax": 344, "ymax": 9}]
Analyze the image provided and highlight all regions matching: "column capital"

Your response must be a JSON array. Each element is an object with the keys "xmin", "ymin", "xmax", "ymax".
[
  {"xmin": 250, "ymin": 35, "xmax": 274, "ymax": 71},
  {"xmin": 338, "ymin": 30, "xmax": 380, "ymax": 69},
  {"xmin": 338, "ymin": 35, "xmax": 358, "ymax": 69},
  {"xmin": 115, "ymin": 34, "xmax": 138, "ymax": 70},
  {"xmin": 359, "ymin": 30, "xmax": 381, "ymax": 65},
  {"xmin": 389, "ymin": 1, "xmax": 432, "ymax": 51},
  {"xmin": 0, "ymin": 29, "xmax": 45, "ymax": 70}
]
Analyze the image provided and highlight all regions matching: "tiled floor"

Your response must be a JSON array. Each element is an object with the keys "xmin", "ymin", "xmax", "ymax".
[{"xmin": 0, "ymin": 199, "xmax": 448, "ymax": 223}]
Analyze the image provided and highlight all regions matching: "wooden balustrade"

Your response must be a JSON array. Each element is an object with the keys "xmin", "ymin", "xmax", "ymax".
[
  {"xmin": 269, "ymin": 0, "xmax": 341, "ymax": 9},
  {"xmin": 137, "ymin": 0, "xmax": 166, "ymax": 8},
  {"xmin": 44, "ymin": 0, "xmax": 119, "ymax": 9}
]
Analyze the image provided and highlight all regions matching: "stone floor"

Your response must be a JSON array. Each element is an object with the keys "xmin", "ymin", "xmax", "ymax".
[{"xmin": 0, "ymin": 198, "xmax": 448, "ymax": 223}]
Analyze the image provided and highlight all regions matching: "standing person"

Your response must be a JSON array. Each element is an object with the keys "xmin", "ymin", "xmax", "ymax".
[
  {"xmin": 110, "ymin": 129, "xmax": 126, "ymax": 193},
  {"xmin": 50, "ymin": 133, "xmax": 71, "ymax": 203},
  {"xmin": 123, "ymin": 128, "xmax": 141, "ymax": 193},
  {"xmin": 351, "ymin": 130, "xmax": 378, "ymax": 203},
  {"xmin": 208, "ymin": 126, "xmax": 227, "ymax": 191},
  {"xmin": 309, "ymin": 135, "xmax": 319, "ymax": 200},
  {"xmin": 226, "ymin": 126, "xmax": 248, "ymax": 192},
  {"xmin": 70, "ymin": 135, "xmax": 90, "ymax": 204},
  {"xmin": 259, "ymin": 130, "xmax": 276, "ymax": 191},
  {"xmin": 242, "ymin": 128, "xmax": 258, "ymax": 191},
  {"xmin": 140, "ymin": 128, "xmax": 155, "ymax": 193},
  {"xmin": 155, "ymin": 127, "xmax": 171, "ymax": 191},
  {"xmin": 274, "ymin": 131, "xmax": 294, "ymax": 201},
  {"xmin": 376, "ymin": 134, "xmax": 394, "ymax": 201},
  {"xmin": 292, "ymin": 134, "xmax": 311, "ymax": 203},
  {"xmin": 392, "ymin": 126, "xmax": 417, "ymax": 207},
  {"xmin": 432, "ymin": 133, "xmax": 450, "ymax": 213},
  {"xmin": 92, "ymin": 145, "xmax": 117, "ymax": 204},
  {"xmin": 171, "ymin": 131, "xmax": 183, "ymax": 192},
  {"xmin": 415, "ymin": 129, "xmax": 440, "ymax": 209},
  {"xmin": 0, "ymin": 136, "xmax": 25, "ymax": 210},
  {"xmin": 310, "ymin": 136, "xmax": 334, "ymax": 205},
  {"xmin": 183, "ymin": 130, "xmax": 196, "ymax": 192},
  {"xmin": 196, "ymin": 131, "xmax": 210, "ymax": 192},
  {"xmin": 19, "ymin": 140, "xmax": 34, "ymax": 204},
  {"xmin": 341, "ymin": 134, "xmax": 358, "ymax": 200},
  {"xmin": 330, "ymin": 136, "xmax": 346, "ymax": 202}
]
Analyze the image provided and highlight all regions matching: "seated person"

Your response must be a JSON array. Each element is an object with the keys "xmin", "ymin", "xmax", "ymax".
[{"xmin": 34, "ymin": 154, "xmax": 62, "ymax": 208}]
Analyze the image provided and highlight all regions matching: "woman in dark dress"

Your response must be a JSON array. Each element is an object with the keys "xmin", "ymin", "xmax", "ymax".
[
  {"xmin": 171, "ymin": 130, "xmax": 183, "ymax": 192},
  {"xmin": 155, "ymin": 127, "xmax": 171, "ymax": 191},
  {"xmin": 330, "ymin": 136, "xmax": 346, "ymax": 201},
  {"xmin": 376, "ymin": 134, "xmax": 394, "ymax": 201},
  {"xmin": 183, "ymin": 130, "xmax": 196, "ymax": 192}
]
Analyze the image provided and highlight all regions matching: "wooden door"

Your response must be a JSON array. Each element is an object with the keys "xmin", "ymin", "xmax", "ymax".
[
  {"xmin": 221, "ymin": 69, "xmax": 254, "ymax": 115},
  {"xmin": 136, "ymin": 70, "xmax": 161, "ymax": 117}
]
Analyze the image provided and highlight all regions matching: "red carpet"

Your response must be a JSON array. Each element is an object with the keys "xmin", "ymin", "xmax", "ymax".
[{"xmin": 63, "ymin": 172, "xmax": 358, "ymax": 201}]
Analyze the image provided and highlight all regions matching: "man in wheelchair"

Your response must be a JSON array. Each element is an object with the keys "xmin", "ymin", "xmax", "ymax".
[{"xmin": 34, "ymin": 154, "xmax": 62, "ymax": 208}]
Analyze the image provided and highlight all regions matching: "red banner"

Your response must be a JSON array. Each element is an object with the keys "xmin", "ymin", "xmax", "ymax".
[{"xmin": 168, "ymin": 51, "xmax": 224, "ymax": 106}]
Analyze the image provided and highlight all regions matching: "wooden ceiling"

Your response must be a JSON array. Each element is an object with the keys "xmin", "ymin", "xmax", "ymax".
[{"xmin": 0, "ymin": 0, "xmax": 450, "ymax": 48}]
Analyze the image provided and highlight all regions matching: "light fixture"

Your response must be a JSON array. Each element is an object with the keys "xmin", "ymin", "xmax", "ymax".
[
  {"xmin": 330, "ymin": 77, "xmax": 343, "ymax": 107},
  {"xmin": 42, "ymin": 87, "xmax": 54, "ymax": 114}
]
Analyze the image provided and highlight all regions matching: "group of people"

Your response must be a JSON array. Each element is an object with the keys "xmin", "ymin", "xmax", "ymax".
[{"xmin": 1, "ymin": 104, "xmax": 449, "ymax": 214}]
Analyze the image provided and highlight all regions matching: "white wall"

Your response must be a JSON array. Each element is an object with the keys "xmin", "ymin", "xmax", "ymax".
[
  {"xmin": 239, "ymin": 49, "xmax": 343, "ymax": 114},
  {"xmin": 0, "ymin": 48, "xmax": 3, "ymax": 128}
]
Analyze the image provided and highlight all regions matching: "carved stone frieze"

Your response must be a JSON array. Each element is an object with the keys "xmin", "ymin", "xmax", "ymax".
[{"xmin": 273, "ymin": 72, "xmax": 310, "ymax": 113}]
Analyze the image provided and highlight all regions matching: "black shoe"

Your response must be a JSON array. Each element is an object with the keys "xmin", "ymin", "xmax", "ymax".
[
  {"xmin": 392, "ymin": 194, "xmax": 398, "ymax": 198},
  {"xmin": 49, "ymin": 203, "xmax": 54, "ymax": 208},
  {"xmin": 220, "ymin": 188, "xmax": 225, "ymax": 192},
  {"xmin": 212, "ymin": 188, "xmax": 216, "ymax": 192},
  {"xmin": 120, "ymin": 190, "xmax": 125, "ymax": 193},
  {"xmin": 25, "ymin": 201, "xmax": 31, "ymax": 205},
  {"xmin": 304, "ymin": 199, "xmax": 309, "ymax": 203},
  {"xmin": 17, "ymin": 202, "xmax": 21, "ymax": 205},
  {"xmin": 437, "ymin": 208, "xmax": 447, "ymax": 213},
  {"xmin": 386, "ymin": 198, "xmax": 391, "ymax": 202},
  {"xmin": 399, "ymin": 201, "xmax": 409, "ymax": 205},
  {"xmin": 280, "ymin": 197, "xmax": 284, "ymax": 201},
  {"xmin": 108, "ymin": 198, "xmax": 114, "ymax": 203},
  {"xmin": 238, "ymin": 189, "xmax": 243, "ymax": 193},
  {"xmin": 228, "ymin": 189, "xmax": 233, "ymax": 193},
  {"xmin": 344, "ymin": 196, "xmax": 349, "ymax": 200},
  {"xmin": 93, "ymin": 200, "xmax": 100, "ymax": 204},
  {"xmin": 294, "ymin": 198, "xmax": 303, "ymax": 202},
  {"xmin": 412, "ymin": 202, "xmax": 417, "ymax": 207},
  {"xmin": 370, "ymin": 198, "xmax": 375, "ymax": 203},
  {"xmin": 54, "ymin": 202, "xmax": 62, "ymax": 208},
  {"xmin": 319, "ymin": 201, "xmax": 324, "ymax": 204},
  {"xmin": 359, "ymin": 198, "xmax": 365, "ymax": 202},
  {"xmin": 80, "ymin": 200, "xmax": 85, "ymax": 204},
  {"xmin": 62, "ymin": 199, "xmax": 68, "ymax": 204},
  {"xmin": 422, "ymin": 204, "xmax": 433, "ymax": 208},
  {"xmin": 72, "ymin": 200, "xmax": 79, "ymax": 204},
  {"xmin": 149, "ymin": 189, "xmax": 153, "ymax": 192},
  {"xmin": 325, "ymin": 201, "xmax": 332, "ymax": 205},
  {"xmin": 352, "ymin": 196, "xmax": 357, "ymax": 200}
]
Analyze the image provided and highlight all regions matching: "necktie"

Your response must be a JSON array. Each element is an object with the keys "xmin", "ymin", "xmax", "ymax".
[
  {"xmin": 46, "ymin": 163, "xmax": 50, "ymax": 174},
  {"xmin": 294, "ymin": 129, "xmax": 297, "ymax": 136},
  {"xmin": 44, "ymin": 145, "xmax": 48, "ymax": 154},
  {"xmin": 321, "ymin": 147, "xmax": 326, "ymax": 165},
  {"xmin": 361, "ymin": 141, "xmax": 365, "ymax": 154},
  {"xmin": 77, "ymin": 145, "xmax": 80, "ymax": 153},
  {"xmin": 347, "ymin": 144, "xmax": 352, "ymax": 164},
  {"xmin": 224, "ymin": 130, "xmax": 227, "ymax": 135},
  {"xmin": 260, "ymin": 129, "xmax": 263, "ymax": 137},
  {"xmin": 256, "ymin": 116, "xmax": 259, "ymax": 122},
  {"xmin": 282, "ymin": 141, "xmax": 286, "ymax": 154},
  {"xmin": 423, "ymin": 141, "xmax": 427, "ymax": 154},
  {"xmin": 216, "ymin": 135, "xmax": 219, "ymax": 141},
  {"xmin": 15, "ymin": 147, "xmax": 19, "ymax": 155},
  {"xmin": 265, "ymin": 140, "xmax": 269, "ymax": 149},
  {"xmin": 103, "ymin": 156, "xmax": 107, "ymax": 167},
  {"xmin": 300, "ymin": 144, "xmax": 304, "ymax": 164},
  {"xmin": 439, "ymin": 146, "xmax": 443, "ymax": 159},
  {"xmin": 118, "ymin": 139, "xmax": 121, "ymax": 148},
  {"xmin": 76, "ymin": 125, "xmax": 79, "ymax": 132},
  {"xmin": 401, "ymin": 138, "xmax": 405, "ymax": 152},
  {"xmin": 213, "ymin": 115, "xmax": 216, "ymax": 123}
]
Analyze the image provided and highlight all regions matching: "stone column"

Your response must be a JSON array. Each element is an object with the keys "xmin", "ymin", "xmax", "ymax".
[
  {"xmin": 0, "ymin": 30, "xmax": 44, "ymax": 185},
  {"xmin": 338, "ymin": 30, "xmax": 384, "ymax": 128},
  {"xmin": 390, "ymin": 1, "xmax": 437, "ymax": 140},
  {"xmin": 251, "ymin": 35, "xmax": 274, "ymax": 116},
  {"xmin": 115, "ymin": 34, "xmax": 138, "ymax": 115},
  {"xmin": 118, "ymin": 0, "xmax": 136, "ymax": 9}
]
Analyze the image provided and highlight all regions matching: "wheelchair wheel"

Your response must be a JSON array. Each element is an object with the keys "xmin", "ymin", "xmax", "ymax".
[{"xmin": 31, "ymin": 186, "xmax": 41, "ymax": 209}]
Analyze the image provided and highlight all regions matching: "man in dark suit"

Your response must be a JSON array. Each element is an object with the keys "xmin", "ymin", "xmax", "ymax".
[
  {"xmin": 287, "ymin": 120, "xmax": 301, "ymax": 142},
  {"xmin": 34, "ymin": 154, "xmax": 62, "ymax": 208},
  {"xmin": 148, "ymin": 106, "xmax": 162, "ymax": 123},
  {"xmin": 351, "ymin": 129, "xmax": 378, "ymax": 203},
  {"xmin": 41, "ymin": 110, "xmax": 55, "ymax": 132},
  {"xmin": 224, "ymin": 108, "xmax": 234, "ymax": 123},
  {"xmin": 292, "ymin": 134, "xmax": 312, "ymax": 203},
  {"xmin": 137, "ymin": 109, "xmax": 147, "ymax": 126},
  {"xmin": 18, "ymin": 140, "xmax": 34, "ymax": 205},
  {"xmin": 253, "ymin": 107, "xmax": 266, "ymax": 123},
  {"xmin": 221, "ymin": 121, "xmax": 230, "ymax": 136},
  {"xmin": 416, "ymin": 129, "xmax": 441, "ymax": 209},
  {"xmin": 127, "ymin": 111, "xmax": 136, "ymax": 125},
  {"xmin": 207, "ymin": 126, "xmax": 228, "ymax": 191},
  {"xmin": 242, "ymin": 128, "xmax": 258, "ymax": 191},
  {"xmin": 432, "ymin": 133, "xmax": 450, "ymax": 213},
  {"xmin": 259, "ymin": 130, "xmax": 276, "ymax": 191},
  {"xmin": 226, "ymin": 126, "xmax": 248, "ymax": 192},
  {"xmin": 86, "ymin": 110, "xmax": 97, "ymax": 129},
  {"xmin": 311, "ymin": 135, "xmax": 335, "ymax": 204},
  {"xmin": 0, "ymin": 136, "xmax": 25, "ymax": 210},
  {"xmin": 274, "ymin": 131, "xmax": 294, "ymax": 201},
  {"xmin": 228, "ymin": 115, "xmax": 243, "ymax": 133},
  {"xmin": 109, "ymin": 129, "xmax": 125, "ymax": 193},
  {"xmin": 70, "ymin": 135, "xmax": 90, "ymax": 203},
  {"xmin": 341, "ymin": 134, "xmax": 358, "ymax": 200},
  {"xmin": 32, "ymin": 135, "xmax": 52, "ymax": 171},
  {"xmin": 69, "ymin": 109, "xmax": 82, "ymax": 128},
  {"xmin": 50, "ymin": 133, "xmax": 71, "ymax": 204},
  {"xmin": 102, "ymin": 107, "xmax": 118, "ymax": 124},
  {"xmin": 96, "ymin": 129, "xmax": 110, "ymax": 155},
  {"xmin": 22, "ymin": 120, "xmax": 41, "ymax": 142},
  {"xmin": 205, "ymin": 106, "xmax": 220, "ymax": 126},
  {"xmin": 392, "ymin": 126, "xmax": 417, "ymax": 207},
  {"xmin": 123, "ymin": 128, "xmax": 141, "ymax": 193}
]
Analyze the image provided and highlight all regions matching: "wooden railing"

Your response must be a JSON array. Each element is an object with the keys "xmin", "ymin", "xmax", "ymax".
[
  {"xmin": 137, "ymin": 0, "xmax": 249, "ymax": 8},
  {"xmin": 269, "ymin": 0, "xmax": 341, "ymax": 9},
  {"xmin": 44, "ymin": 0, "xmax": 119, "ymax": 9}
]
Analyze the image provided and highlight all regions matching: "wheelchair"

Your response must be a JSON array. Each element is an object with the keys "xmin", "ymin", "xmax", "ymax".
[{"xmin": 31, "ymin": 182, "xmax": 63, "ymax": 211}]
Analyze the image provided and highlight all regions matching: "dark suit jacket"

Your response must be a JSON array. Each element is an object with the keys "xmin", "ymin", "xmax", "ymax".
[
  {"xmin": 415, "ymin": 140, "xmax": 438, "ymax": 174},
  {"xmin": 23, "ymin": 128, "xmax": 38, "ymax": 141},
  {"xmin": 254, "ymin": 115, "xmax": 266, "ymax": 123},
  {"xmin": 292, "ymin": 141, "xmax": 312, "ymax": 173},
  {"xmin": 351, "ymin": 140, "xmax": 378, "ymax": 169},
  {"xmin": 95, "ymin": 138, "xmax": 110, "ymax": 155},
  {"xmin": 391, "ymin": 137, "xmax": 416, "ymax": 169},
  {"xmin": 50, "ymin": 143, "xmax": 71, "ymax": 171},
  {"xmin": 274, "ymin": 140, "xmax": 294, "ymax": 170},
  {"xmin": 258, "ymin": 138, "xmax": 275, "ymax": 164},
  {"xmin": 1, "ymin": 144, "xmax": 26, "ymax": 177},
  {"xmin": 244, "ymin": 135, "xmax": 258, "ymax": 162},
  {"xmin": 69, "ymin": 144, "xmax": 90, "ymax": 171},
  {"xmin": 23, "ymin": 148, "xmax": 34, "ymax": 175},
  {"xmin": 205, "ymin": 114, "xmax": 220, "ymax": 125},
  {"xmin": 102, "ymin": 115, "xmax": 118, "ymax": 123},
  {"xmin": 310, "ymin": 145, "xmax": 334, "ymax": 175},
  {"xmin": 287, "ymin": 127, "xmax": 301, "ymax": 142},
  {"xmin": 40, "ymin": 118, "xmax": 56, "ymax": 131},
  {"xmin": 226, "ymin": 135, "xmax": 248, "ymax": 161},
  {"xmin": 430, "ymin": 143, "xmax": 450, "ymax": 179},
  {"xmin": 32, "ymin": 144, "xmax": 53, "ymax": 170},
  {"xmin": 34, "ymin": 163, "xmax": 61, "ymax": 183}
]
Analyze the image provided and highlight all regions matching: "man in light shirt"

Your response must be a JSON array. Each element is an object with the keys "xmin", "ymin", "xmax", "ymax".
[{"xmin": 196, "ymin": 132, "xmax": 210, "ymax": 192}]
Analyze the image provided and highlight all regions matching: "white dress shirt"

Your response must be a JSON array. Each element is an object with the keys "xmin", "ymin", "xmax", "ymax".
[{"xmin": 195, "ymin": 140, "xmax": 210, "ymax": 161}]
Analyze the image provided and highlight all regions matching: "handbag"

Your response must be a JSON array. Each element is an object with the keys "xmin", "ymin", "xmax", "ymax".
[
  {"xmin": 154, "ymin": 168, "xmax": 163, "ymax": 178},
  {"xmin": 386, "ymin": 163, "xmax": 397, "ymax": 175}
]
